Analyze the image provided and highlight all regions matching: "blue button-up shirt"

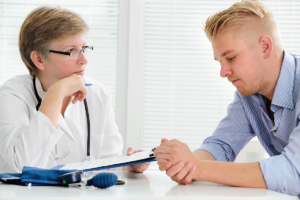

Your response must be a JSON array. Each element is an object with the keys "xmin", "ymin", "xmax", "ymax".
[{"xmin": 198, "ymin": 52, "xmax": 300, "ymax": 197}]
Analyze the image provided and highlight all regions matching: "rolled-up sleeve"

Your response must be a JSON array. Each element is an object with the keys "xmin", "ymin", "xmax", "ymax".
[
  {"xmin": 259, "ymin": 125, "xmax": 300, "ymax": 196},
  {"xmin": 197, "ymin": 91, "xmax": 255, "ymax": 162}
]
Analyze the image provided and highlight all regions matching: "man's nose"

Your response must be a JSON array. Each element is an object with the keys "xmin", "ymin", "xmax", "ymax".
[{"xmin": 220, "ymin": 62, "xmax": 232, "ymax": 78}]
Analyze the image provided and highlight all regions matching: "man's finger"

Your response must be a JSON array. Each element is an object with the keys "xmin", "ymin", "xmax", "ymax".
[
  {"xmin": 155, "ymin": 153, "xmax": 179, "ymax": 165},
  {"xmin": 157, "ymin": 159, "xmax": 172, "ymax": 171},
  {"xmin": 159, "ymin": 141, "xmax": 181, "ymax": 148},
  {"xmin": 165, "ymin": 162, "xmax": 185, "ymax": 177},
  {"xmin": 173, "ymin": 161, "xmax": 193, "ymax": 181},
  {"xmin": 169, "ymin": 139, "xmax": 185, "ymax": 145},
  {"xmin": 154, "ymin": 146, "xmax": 176, "ymax": 157},
  {"xmin": 180, "ymin": 166, "xmax": 196, "ymax": 185},
  {"xmin": 161, "ymin": 138, "xmax": 169, "ymax": 143}
]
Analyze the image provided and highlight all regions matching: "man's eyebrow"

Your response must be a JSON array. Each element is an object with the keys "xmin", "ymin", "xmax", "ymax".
[
  {"xmin": 214, "ymin": 49, "xmax": 235, "ymax": 61},
  {"xmin": 221, "ymin": 49, "xmax": 235, "ymax": 57}
]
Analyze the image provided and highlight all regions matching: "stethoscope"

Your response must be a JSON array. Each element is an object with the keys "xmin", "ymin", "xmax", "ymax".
[{"xmin": 33, "ymin": 76, "xmax": 91, "ymax": 161}]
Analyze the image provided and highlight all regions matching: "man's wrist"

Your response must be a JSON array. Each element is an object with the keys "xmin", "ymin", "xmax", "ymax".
[{"xmin": 192, "ymin": 159, "xmax": 204, "ymax": 181}]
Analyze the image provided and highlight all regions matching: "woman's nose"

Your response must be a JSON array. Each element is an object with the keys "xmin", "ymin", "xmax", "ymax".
[{"xmin": 77, "ymin": 51, "xmax": 88, "ymax": 65}]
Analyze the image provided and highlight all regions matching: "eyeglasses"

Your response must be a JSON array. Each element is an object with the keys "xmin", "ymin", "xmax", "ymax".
[{"xmin": 49, "ymin": 46, "xmax": 93, "ymax": 59}]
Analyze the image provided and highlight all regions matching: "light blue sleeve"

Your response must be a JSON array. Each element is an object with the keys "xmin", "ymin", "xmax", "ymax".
[
  {"xmin": 258, "ymin": 124, "xmax": 300, "ymax": 196},
  {"xmin": 197, "ymin": 91, "xmax": 255, "ymax": 162}
]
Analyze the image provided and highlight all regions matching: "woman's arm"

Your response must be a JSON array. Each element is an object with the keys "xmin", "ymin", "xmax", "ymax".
[{"xmin": 39, "ymin": 74, "xmax": 87, "ymax": 127}]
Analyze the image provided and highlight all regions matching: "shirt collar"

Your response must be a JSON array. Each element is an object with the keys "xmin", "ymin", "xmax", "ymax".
[
  {"xmin": 271, "ymin": 51, "xmax": 295, "ymax": 109},
  {"xmin": 35, "ymin": 76, "xmax": 47, "ymax": 100}
]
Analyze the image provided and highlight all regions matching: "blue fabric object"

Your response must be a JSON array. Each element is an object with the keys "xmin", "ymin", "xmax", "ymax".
[
  {"xmin": 197, "ymin": 52, "xmax": 300, "ymax": 197},
  {"xmin": 0, "ymin": 173, "xmax": 21, "ymax": 185},
  {"xmin": 0, "ymin": 166, "xmax": 76, "ymax": 186}
]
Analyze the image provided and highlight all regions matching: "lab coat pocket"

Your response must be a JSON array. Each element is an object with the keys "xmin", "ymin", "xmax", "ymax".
[{"xmin": 55, "ymin": 135, "xmax": 79, "ymax": 165}]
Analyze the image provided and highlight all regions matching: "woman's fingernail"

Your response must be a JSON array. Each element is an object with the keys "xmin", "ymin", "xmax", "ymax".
[
  {"xmin": 165, "ymin": 163, "xmax": 171, "ymax": 168},
  {"xmin": 188, "ymin": 162, "xmax": 193, "ymax": 168},
  {"xmin": 180, "ymin": 162, "xmax": 184, "ymax": 167},
  {"xmin": 193, "ymin": 166, "xmax": 196, "ymax": 171},
  {"xmin": 128, "ymin": 151, "xmax": 132, "ymax": 154}
]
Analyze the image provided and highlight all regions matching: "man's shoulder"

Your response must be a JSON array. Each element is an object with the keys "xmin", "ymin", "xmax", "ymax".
[{"xmin": 290, "ymin": 53, "xmax": 300, "ymax": 86}]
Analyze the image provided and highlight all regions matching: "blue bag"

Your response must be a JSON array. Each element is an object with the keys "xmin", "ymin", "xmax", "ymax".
[{"xmin": 0, "ymin": 166, "xmax": 76, "ymax": 186}]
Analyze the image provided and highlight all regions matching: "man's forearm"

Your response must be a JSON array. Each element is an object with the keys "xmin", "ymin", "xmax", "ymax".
[
  {"xmin": 194, "ymin": 160, "xmax": 267, "ymax": 189},
  {"xmin": 193, "ymin": 150, "xmax": 216, "ymax": 161}
]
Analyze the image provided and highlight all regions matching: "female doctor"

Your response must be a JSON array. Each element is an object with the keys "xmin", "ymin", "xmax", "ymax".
[{"xmin": 0, "ymin": 6, "xmax": 150, "ymax": 173}]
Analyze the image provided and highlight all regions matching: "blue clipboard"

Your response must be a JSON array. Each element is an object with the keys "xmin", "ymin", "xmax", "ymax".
[{"xmin": 52, "ymin": 149, "xmax": 156, "ymax": 172}]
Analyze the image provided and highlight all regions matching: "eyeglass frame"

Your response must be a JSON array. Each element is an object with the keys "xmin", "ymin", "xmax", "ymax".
[{"xmin": 49, "ymin": 46, "xmax": 94, "ymax": 58}]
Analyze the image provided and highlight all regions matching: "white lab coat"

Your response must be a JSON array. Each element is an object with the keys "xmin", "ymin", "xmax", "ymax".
[{"xmin": 0, "ymin": 74, "xmax": 123, "ymax": 173}]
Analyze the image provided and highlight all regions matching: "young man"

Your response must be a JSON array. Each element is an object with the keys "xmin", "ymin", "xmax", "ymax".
[{"xmin": 154, "ymin": 0, "xmax": 300, "ymax": 197}]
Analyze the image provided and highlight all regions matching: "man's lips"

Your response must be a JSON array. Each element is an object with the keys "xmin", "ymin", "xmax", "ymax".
[{"xmin": 230, "ymin": 79, "xmax": 239, "ymax": 85}]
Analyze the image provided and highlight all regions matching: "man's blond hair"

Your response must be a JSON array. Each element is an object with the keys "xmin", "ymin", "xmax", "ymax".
[
  {"xmin": 204, "ymin": 0, "xmax": 282, "ymax": 53},
  {"xmin": 19, "ymin": 6, "xmax": 89, "ymax": 77}
]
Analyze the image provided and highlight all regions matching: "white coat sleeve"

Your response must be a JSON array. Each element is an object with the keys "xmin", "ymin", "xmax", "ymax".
[{"xmin": 0, "ymin": 92, "xmax": 63, "ymax": 172}]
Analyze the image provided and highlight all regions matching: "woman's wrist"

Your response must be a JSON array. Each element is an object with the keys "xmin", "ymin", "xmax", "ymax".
[{"xmin": 48, "ymin": 81, "xmax": 67, "ymax": 97}]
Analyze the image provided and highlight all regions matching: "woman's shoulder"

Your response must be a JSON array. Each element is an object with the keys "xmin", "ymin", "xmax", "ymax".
[{"xmin": 0, "ymin": 74, "xmax": 33, "ymax": 95}]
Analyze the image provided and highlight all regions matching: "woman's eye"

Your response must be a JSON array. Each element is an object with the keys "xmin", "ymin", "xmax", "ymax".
[{"xmin": 67, "ymin": 49, "xmax": 74, "ymax": 53}]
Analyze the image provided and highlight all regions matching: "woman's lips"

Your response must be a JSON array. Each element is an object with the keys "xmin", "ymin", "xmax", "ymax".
[{"xmin": 74, "ymin": 70, "xmax": 85, "ymax": 75}]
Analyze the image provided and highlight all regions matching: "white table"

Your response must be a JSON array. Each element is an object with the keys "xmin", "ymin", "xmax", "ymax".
[{"xmin": 0, "ymin": 170, "xmax": 297, "ymax": 200}]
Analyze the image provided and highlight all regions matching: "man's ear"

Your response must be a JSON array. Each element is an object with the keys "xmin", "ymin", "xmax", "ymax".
[
  {"xmin": 259, "ymin": 35, "xmax": 273, "ymax": 59},
  {"xmin": 30, "ymin": 51, "xmax": 46, "ymax": 70}
]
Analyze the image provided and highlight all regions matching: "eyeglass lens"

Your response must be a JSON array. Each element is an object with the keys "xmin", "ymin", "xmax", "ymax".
[{"xmin": 70, "ymin": 47, "xmax": 92, "ymax": 59}]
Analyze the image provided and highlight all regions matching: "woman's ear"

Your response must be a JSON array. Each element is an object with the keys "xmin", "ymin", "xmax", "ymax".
[
  {"xmin": 30, "ymin": 51, "xmax": 46, "ymax": 70},
  {"xmin": 259, "ymin": 35, "xmax": 273, "ymax": 59}
]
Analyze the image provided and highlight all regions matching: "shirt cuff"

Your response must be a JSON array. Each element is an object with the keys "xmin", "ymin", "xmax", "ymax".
[
  {"xmin": 196, "ymin": 143, "xmax": 228, "ymax": 162},
  {"xmin": 37, "ymin": 111, "xmax": 63, "ymax": 136}
]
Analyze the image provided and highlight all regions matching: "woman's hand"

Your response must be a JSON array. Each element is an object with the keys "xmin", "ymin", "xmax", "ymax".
[
  {"xmin": 122, "ymin": 147, "xmax": 151, "ymax": 173},
  {"xmin": 39, "ymin": 74, "xmax": 87, "ymax": 127},
  {"xmin": 51, "ymin": 74, "xmax": 87, "ymax": 104}
]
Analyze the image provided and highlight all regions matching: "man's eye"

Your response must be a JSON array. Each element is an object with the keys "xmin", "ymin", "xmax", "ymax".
[{"xmin": 228, "ymin": 56, "xmax": 235, "ymax": 61}]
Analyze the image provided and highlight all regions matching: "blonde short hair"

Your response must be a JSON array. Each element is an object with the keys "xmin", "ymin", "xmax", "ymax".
[
  {"xmin": 204, "ymin": 0, "xmax": 282, "ymax": 53},
  {"xmin": 19, "ymin": 6, "xmax": 89, "ymax": 76}
]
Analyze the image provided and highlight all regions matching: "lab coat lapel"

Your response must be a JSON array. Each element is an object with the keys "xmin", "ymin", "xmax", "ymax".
[
  {"xmin": 56, "ymin": 114, "xmax": 76, "ymax": 142},
  {"xmin": 55, "ymin": 114, "xmax": 80, "ymax": 164}
]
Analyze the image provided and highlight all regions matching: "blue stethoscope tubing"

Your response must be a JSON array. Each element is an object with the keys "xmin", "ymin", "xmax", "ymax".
[{"xmin": 33, "ymin": 76, "xmax": 91, "ymax": 159}]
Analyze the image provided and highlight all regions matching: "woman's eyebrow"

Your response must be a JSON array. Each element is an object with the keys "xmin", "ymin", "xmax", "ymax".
[{"xmin": 60, "ymin": 43, "xmax": 87, "ymax": 49}]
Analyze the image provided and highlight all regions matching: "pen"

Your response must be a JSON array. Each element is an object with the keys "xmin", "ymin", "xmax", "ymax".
[{"xmin": 85, "ymin": 83, "xmax": 93, "ymax": 86}]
